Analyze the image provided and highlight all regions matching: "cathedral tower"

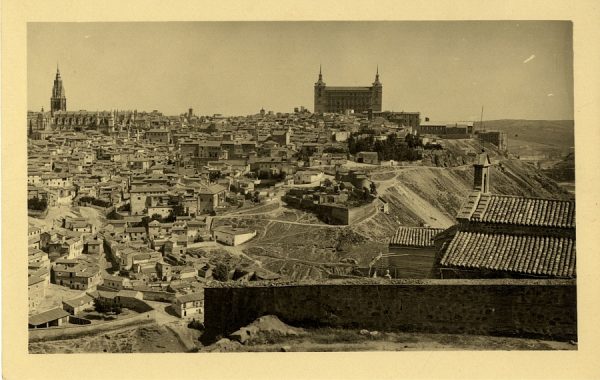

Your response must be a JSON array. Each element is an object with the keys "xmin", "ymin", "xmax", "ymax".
[
  {"xmin": 371, "ymin": 66, "xmax": 383, "ymax": 112},
  {"xmin": 314, "ymin": 65, "xmax": 327, "ymax": 114},
  {"xmin": 50, "ymin": 65, "xmax": 67, "ymax": 114}
]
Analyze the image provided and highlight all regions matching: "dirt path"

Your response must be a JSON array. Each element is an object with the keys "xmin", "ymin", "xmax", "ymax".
[
  {"xmin": 29, "ymin": 323, "xmax": 188, "ymax": 353},
  {"xmin": 143, "ymin": 300, "xmax": 180, "ymax": 325},
  {"xmin": 220, "ymin": 244, "xmax": 264, "ymax": 267},
  {"xmin": 217, "ymin": 214, "xmax": 345, "ymax": 228}
]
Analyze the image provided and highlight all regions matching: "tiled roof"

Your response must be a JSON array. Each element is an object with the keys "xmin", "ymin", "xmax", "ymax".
[
  {"xmin": 389, "ymin": 227, "xmax": 444, "ymax": 247},
  {"xmin": 28, "ymin": 275, "xmax": 45, "ymax": 286},
  {"xmin": 62, "ymin": 294, "xmax": 94, "ymax": 308},
  {"xmin": 198, "ymin": 184, "xmax": 227, "ymax": 194},
  {"xmin": 29, "ymin": 308, "xmax": 70, "ymax": 326},
  {"xmin": 459, "ymin": 193, "xmax": 575, "ymax": 228},
  {"xmin": 440, "ymin": 232, "xmax": 575, "ymax": 278}
]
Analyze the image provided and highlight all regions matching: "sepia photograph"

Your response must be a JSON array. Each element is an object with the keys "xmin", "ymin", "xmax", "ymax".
[
  {"xmin": 25, "ymin": 20, "xmax": 578, "ymax": 353},
  {"xmin": 3, "ymin": 1, "xmax": 600, "ymax": 378}
]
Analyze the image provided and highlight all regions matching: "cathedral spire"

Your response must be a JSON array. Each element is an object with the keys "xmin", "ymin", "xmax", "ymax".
[
  {"xmin": 51, "ymin": 63, "xmax": 67, "ymax": 114},
  {"xmin": 373, "ymin": 65, "xmax": 381, "ymax": 86}
]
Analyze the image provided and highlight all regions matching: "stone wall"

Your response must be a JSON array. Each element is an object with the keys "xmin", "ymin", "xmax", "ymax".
[
  {"xmin": 384, "ymin": 246, "xmax": 438, "ymax": 278},
  {"xmin": 139, "ymin": 289, "xmax": 176, "ymax": 303},
  {"xmin": 203, "ymin": 279, "xmax": 576, "ymax": 341},
  {"xmin": 317, "ymin": 201, "xmax": 375, "ymax": 225}
]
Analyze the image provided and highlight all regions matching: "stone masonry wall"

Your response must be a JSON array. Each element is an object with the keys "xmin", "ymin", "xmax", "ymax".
[{"xmin": 203, "ymin": 279, "xmax": 576, "ymax": 341}]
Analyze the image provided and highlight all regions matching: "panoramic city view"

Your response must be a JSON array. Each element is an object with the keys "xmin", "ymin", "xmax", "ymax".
[{"xmin": 26, "ymin": 21, "xmax": 576, "ymax": 353}]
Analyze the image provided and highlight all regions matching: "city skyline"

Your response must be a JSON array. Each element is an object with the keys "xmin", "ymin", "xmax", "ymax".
[{"xmin": 28, "ymin": 21, "xmax": 573, "ymax": 120}]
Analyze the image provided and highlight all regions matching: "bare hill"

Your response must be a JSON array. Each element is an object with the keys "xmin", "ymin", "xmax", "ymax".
[
  {"xmin": 354, "ymin": 156, "xmax": 570, "ymax": 245},
  {"xmin": 543, "ymin": 152, "xmax": 575, "ymax": 183},
  {"xmin": 473, "ymin": 119, "xmax": 574, "ymax": 158}
]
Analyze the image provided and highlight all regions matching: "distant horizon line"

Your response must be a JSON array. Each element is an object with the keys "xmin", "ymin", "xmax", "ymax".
[{"xmin": 26, "ymin": 107, "xmax": 575, "ymax": 123}]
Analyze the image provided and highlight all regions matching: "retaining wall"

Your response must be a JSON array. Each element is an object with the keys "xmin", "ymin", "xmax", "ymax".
[
  {"xmin": 139, "ymin": 290, "xmax": 176, "ymax": 303},
  {"xmin": 204, "ymin": 279, "xmax": 576, "ymax": 341}
]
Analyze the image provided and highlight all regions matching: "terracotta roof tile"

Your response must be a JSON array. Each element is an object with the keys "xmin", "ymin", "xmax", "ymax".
[
  {"xmin": 466, "ymin": 194, "xmax": 574, "ymax": 228},
  {"xmin": 389, "ymin": 227, "xmax": 444, "ymax": 247},
  {"xmin": 440, "ymin": 232, "xmax": 575, "ymax": 278}
]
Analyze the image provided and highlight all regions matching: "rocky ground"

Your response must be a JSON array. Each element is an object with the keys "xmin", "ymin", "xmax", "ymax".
[
  {"xmin": 28, "ymin": 205, "xmax": 106, "ymax": 231},
  {"xmin": 199, "ymin": 315, "xmax": 576, "ymax": 352},
  {"xmin": 28, "ymin": 313, "xmax": 576, "ymax": 353},
  {"xmin": 29, "ymin": 323, "xmax": 188, "ymax": 353}
]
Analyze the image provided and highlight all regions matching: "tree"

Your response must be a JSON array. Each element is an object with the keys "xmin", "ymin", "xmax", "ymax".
[
  {"xmin": 213, "ymin": 263, "xmax": 229, "ymax": 282},
  {"xmin": 347, "ymin": 134, "xmax": 357, "ymax": 154},
  {"xmin": 370, "ymin": 182, "xmax": 377, "ymax": 195},
  {"xmin": 93, "ymin": 298, "xmax": 108, "ymax": 313},
  {"xmin": 172, "ymin": 203, "xmax": 186, "ymax": 217},
  {"xmin": 118, "ymin": 203, "xmax": 131, "ymax": 212},
  {"xmin": 363, "ymin": 187, "xmax": 370, "ymax": 201},
  {"xmin": 139, "ymin": 216, "xmax": 151, "ymax": 229},
  {"xmin": 207, "ymin": 123, "xmax": 218, "ymax": 133},
  {"xmin": 323, "ymin": 146, "xmax": 347, "ymax": 154},
  {"xmin": 209, "ymin": 171, "xmax": 222, "ymax": 182},
  {"xmin": 28, "ymin": 196, "xmax": 48, "ymax": 211},
  {"xmin": 106, "ymin": 209, "xmax": 121, "ymax": 220}
]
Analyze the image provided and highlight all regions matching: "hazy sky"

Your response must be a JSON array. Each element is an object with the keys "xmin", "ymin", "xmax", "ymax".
[{"xmin": 28, "ymin": 22, "xmax": 573, "ymax": 120}]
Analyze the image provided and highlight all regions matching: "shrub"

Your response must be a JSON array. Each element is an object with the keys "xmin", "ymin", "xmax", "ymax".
[
  {"xmin": 187, "ymin": 318, "xmax": 205, "ymax": 330},
  {"xmin": 28, "ymin": 196, "xmax": 47, "ymax": 211}
]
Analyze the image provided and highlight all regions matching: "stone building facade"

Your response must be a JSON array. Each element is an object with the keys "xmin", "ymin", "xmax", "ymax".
[{"xmin": 314, "ymin": 67, "xmax": 382, "ymax": 114}]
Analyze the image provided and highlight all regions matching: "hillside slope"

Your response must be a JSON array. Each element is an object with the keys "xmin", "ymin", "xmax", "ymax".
[
  {"xmin": 219, "ymin": 139, "xmax": 572, "ymax": 280},
  {"xmin": 473, "ymin": 119, "xmax": 574, "ymax": 158},
  {"xmin": 543, "ymin": 152, "xmax": 575, "ymax": 182},
  {"xmin": 353, "ymin": 156, "xmax": 570, "ymax": 244}
]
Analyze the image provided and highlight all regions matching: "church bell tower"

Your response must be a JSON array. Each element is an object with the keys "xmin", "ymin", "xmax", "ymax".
[
  {"xmin": 371, "ymin": 65, "xmax": 383, "ymax": 112},
  {"xmin": 314, "ymin": 65, "xmax": 327, "ymax": 114},
  {"xmin": 50, "ymin": 65, "xmax": 67, "ymax": 115}
]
